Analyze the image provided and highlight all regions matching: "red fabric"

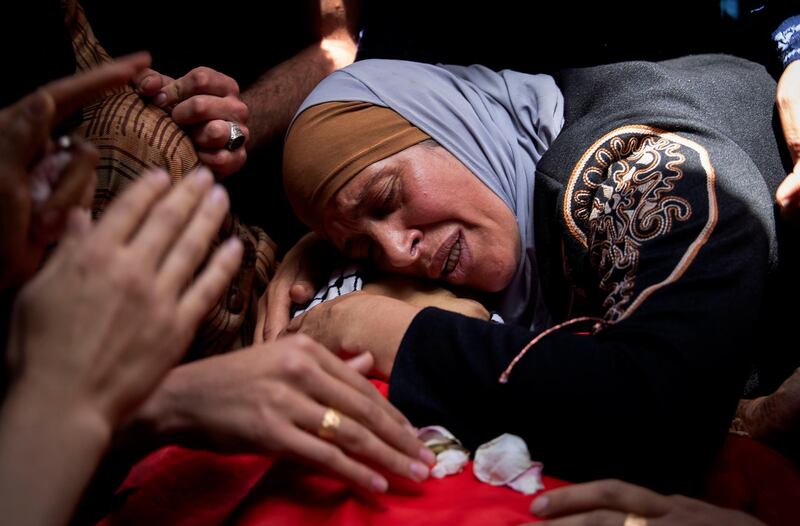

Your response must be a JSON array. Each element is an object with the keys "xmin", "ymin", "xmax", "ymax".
[
  {"xmin": 99, "ymin": 379, "xmax": 568, "ymax": 525},
  {"xmin": 99, "ymin": 380, "xmax": 800, "ymax": 526},
  {"xmin": 702, "ymin": 435, "xmax": 800, "ymax": 526},
  {"xmin": 100, "ymin": 447, "xmax": 568, "ymax": 526},
  {"xmin": 234, "ymin": 463, "xmax": 569, "ymax": 526},
  {"xmin": 99, "ymin": 448, "xmax": 274, "ymax": 526}
]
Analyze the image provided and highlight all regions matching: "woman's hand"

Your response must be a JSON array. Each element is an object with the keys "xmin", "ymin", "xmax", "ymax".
[
  {"xmin": 283, "ymin": 292, "xmax": 421, "ymax": 380},
  {"xmin": 523, "ymin": 479, "xmax": 766, "ymax": 526},
  {"xmin": 0, "ymin": 52, "xmax": 151, "ymax": 290},
  {"xmin": 256, "ymin": 232, "xmax": 340, "ymax": 343},
  {"xmin": 134, "ymin": 66, "xmax": 248, "ymax": 178},
  {"xmin": 0, "ymin": 167, "xmax": 241, "ymax": 526},
  {"xmin": 775, "ymin": 60, "xmax": 800, "ymax": 222},
  {"xmin": 129, "ymin": 335, "xmax": 434, "ymax": 493},
  {"xmin": 6, "ymin": 167, "xmax": 242, "ymax": 427}
]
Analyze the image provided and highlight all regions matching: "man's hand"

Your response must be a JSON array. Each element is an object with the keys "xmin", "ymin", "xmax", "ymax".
[
  {"xmin": 134, "ymin": 66, "xmax": 248, "ymax": 178},
  {"xmin": 775, "ymin": 61, "xmax": 800, "ymax": 222},
  {"xmin": 523, "ymin": 479, "xmax": 766, "ymax": 526}
]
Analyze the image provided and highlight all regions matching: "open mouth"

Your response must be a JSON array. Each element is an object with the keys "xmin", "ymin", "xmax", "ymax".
[{"xmin": 442, "ymin": 236, "xmax": 462, "ymax": 276}]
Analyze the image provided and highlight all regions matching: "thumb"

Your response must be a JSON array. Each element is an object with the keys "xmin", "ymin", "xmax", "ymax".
[
  {"xmin": 133, "ymin": 67, "xmax": 173, "ymax": 97},
  {"xmin": 0, "ymin": 90, "xmax": 55, "ymax": 169},
  {"xmin": 290, "ymin": 282, "xmax": 315, "ymax": 304},
  {"xmin": 777, "ymin": 164, "xmax": 800, "ymax": 208}
]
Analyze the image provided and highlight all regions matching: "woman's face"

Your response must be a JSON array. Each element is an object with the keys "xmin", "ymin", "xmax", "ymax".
[{"xmin": 322, "ymin": 143, "xmax": 521, "ymax": 292}]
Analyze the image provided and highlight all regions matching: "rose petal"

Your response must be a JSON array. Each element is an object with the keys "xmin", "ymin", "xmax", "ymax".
[
  {"xmin": 507, "ymin": 463, "xmax": 544, "ymax": 495},
  {"xmin": 431, "ymin": 448, "xmax": 470, "ymax": 479},
  {"xmin": 418, "ymin": 425, "xmax": 457, "ymax": 445},
  {"xmin": 473, "ymin": 433, "xmax": 534, "ymax": 486}
]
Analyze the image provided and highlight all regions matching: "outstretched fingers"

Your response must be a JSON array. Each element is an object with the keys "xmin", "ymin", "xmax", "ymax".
[
  {"xmin": 92, "ymin": 169, "xmax": 171, "ymax": 244},
  {"xmin": 530, "ymin": 479, "xmax": 671, "ymax": 520},
  {"xmin": 128, "ymin": 168, "xmax": 215, "ymax": 268},
  {"xmin": 288, "ymin": 353, "xmax": 432, "ymax": 480},
  {"xmin": 153, "ymin": 66, "xmax": 240, "ymax": 109},
  {"xmin": 280, "ymin": 423, "xmax": 391, "ymax": 493},
  {"xmin": 47, "ymin": 52, "xmax": 152, "ymax": 123},
  {"xmin": 177, "ymin": 236, "xmax": 243, "ymax": 333}
]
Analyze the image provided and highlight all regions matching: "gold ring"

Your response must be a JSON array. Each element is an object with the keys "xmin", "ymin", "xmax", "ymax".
[
  {"xmin": 623, "ymin": 514, "xmax": 648, "ymax": 526},
  {"xmin": 318, "ymin": 408, "xmax": 342, "ymax": 440}
]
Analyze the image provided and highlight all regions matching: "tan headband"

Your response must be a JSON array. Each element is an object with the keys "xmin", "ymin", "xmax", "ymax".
[{"xmin": 283, "ymin": 101, "xmax": 429, "ymax": 231}]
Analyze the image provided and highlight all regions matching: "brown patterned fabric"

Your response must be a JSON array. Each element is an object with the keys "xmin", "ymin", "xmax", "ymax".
[{"xmin": 63, "ymin": 0, "xmax": 278, "ymax": 356}]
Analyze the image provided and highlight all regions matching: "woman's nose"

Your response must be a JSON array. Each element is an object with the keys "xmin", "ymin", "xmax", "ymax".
[{"xmin": 373, "ymin": 225, "xmax": 421, "ymax": 268}]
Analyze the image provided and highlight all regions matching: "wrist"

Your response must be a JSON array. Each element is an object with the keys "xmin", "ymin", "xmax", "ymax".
[
  {"xmin": 352, "ymin": 295, "xmax": 419, "ymax": 379},
  {"xmin": 4, "ymin": 377, "xmax": 113, "ymax": 449},
  {"xmin": 116, "ymin": 368, "xmax": 187, "ymax": 450}
]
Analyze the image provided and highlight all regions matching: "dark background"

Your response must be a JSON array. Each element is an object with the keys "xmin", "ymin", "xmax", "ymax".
[{"xmin": 2, "ymin": 0, "xmax": 794, "ymax": 249}]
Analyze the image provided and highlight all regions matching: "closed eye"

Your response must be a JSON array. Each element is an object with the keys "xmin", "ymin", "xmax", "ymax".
[{"xmin": 372, "ymin": 174, "xmax": 400, "ymax": 218}]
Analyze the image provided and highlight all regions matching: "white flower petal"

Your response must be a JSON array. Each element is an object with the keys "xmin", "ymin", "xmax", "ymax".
[
  {"xmin": 417, "ymin": 426, "xmax": 470, "ymax": 479},
  {"xmin": 507, "ymin": 463, "xmax": 544, "ymax": 495},
  {"xmin": 431, "ymin": 449, "xmax": 470, "ymax": 479},
  {"xmin": 473, "ymin": 433, "xmax": 534, "ymax": 486},
  {"xmin": 417, "ymin": 425, "xmax": 458, "ymax": 445}
]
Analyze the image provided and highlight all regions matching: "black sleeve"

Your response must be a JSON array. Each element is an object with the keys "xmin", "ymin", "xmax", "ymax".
[
  {"xmin": 736, "ymin": 0, "xmax": 799, "ymax": 72},
  {"xmin": 390, "ymin": 307, "xmax": 748, "ymax": 493},
  {"xmin": 389, "ymin": 131, "xmax": 774, "ymax": 494}
]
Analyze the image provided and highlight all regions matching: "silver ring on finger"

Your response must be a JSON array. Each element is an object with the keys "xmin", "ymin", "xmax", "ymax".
[{"xmin": 225, "ymin": 121, "xmax": 245, "ymax": 151}]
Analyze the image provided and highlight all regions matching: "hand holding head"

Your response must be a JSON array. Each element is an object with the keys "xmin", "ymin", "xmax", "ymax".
[{"xmin": 135, "ymin": 66, "xmax": 249, "ymax": 178}]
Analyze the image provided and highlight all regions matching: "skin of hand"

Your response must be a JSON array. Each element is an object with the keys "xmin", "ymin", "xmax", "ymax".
[
  {"xmin": 283, "ymin": 292, "xmax": 421, "ymax": 380},
  {"xmin": 5, "ymin": 167, "xmax": 243, "ymax": 423},
  {"xmin": 0, "ymin": 52, "xmax": 151, "ymax": 291},
  {"xmin": 775, "ymin": 60, "xmax": 800, "ymax": 222},
  {"xmin": 523, "ymin": 479, "xmax": 766, "ymax": 526},
  {"xmin": 128, "ymin": 334, "xmax": 435, "ymax": 493},
  {"xmin": 134, "ymin": 66, "xmax": 249, "ymax": 178},
  {"xmin": 0, "ymin": 167, "xmax": 243, "ymax": 526},
  {"xmin": 737, "ymin": 367, "xmax": 800, "ymax": 448},
  {"xmin": 256, "ymin": 232, "xmax": 341, "ymax": 343},
  {"xmin": 362, "ymin": 274, "xmax": 491, "ymax": 320}
]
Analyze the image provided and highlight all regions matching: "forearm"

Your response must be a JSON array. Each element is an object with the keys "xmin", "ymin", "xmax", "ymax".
[
  {"xmin": 242, "ymin": 36, "xmax": 356, "ymax": 151},
  {"xmin": 0, "ymin": 383, "xmax": 111, "ymax": 526},
  {"xmin": 112, "ymin": 366, "xmax": 190, "ymax": 453}
]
